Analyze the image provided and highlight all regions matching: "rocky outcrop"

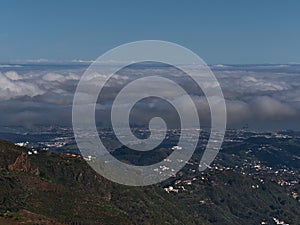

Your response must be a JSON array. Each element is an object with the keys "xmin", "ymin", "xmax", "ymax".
[
  {"xmin": 8, "ymin": 152, "xmax": 39, "ymax": 175},
  {"xmin": 8, "ymin": 152, "xmax": 31, "ymax": 172}
]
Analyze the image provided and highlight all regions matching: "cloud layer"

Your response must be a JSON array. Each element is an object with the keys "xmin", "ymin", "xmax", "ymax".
[{"xmin": 0, "ymin": 63, "xmax": 300, "ymax": 131}]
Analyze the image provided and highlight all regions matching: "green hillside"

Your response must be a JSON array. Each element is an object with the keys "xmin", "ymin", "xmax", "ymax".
[{"xmin": 0, "ymin": 139, "xmax": 299, "ymax": 224}]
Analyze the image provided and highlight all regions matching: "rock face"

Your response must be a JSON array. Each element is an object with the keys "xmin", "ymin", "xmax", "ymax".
[
  {"xmin": 7, "ymin": 152, "xmax": 40, "ymax": 176},
  {"xmin": 8, "ymin": 152, "xmax": 31, "ymax": 172}
]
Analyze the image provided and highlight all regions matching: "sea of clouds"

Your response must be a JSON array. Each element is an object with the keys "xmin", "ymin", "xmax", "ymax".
[{"xmin": 0, "ymin": 63, "xmax": 300, "ymax": 131}]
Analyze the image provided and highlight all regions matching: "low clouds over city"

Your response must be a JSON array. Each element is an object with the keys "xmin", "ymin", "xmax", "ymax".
[{"xmin": 0, "ymin": 63, "xmax": 300, "ymax": 130}]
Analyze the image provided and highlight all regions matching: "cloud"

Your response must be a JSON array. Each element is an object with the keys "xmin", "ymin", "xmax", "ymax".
[
  {"xmin": 0, "ymin": 72, "xmax": 44, "ymax": 100},
  {"xmin": 250, "ymin": 96, "xmax": 297, "ymax": 120},
  {"xmin": 225, "ymin": 100, "xmax": 251, "ymax": 125},
  {"xmin": 0, "ymin": 100, "xmax": 71, "ymax": 129},
  {"xmin": 42, "ymin": 73, "xmax": 80, "ymax": 83},
  {"xmin": 4, "ymin": 71, "xmax": 23, "ymax": 80},
  {"xmin": 43, "ymin": 73, "xmax": 67, "ymax": 82}
]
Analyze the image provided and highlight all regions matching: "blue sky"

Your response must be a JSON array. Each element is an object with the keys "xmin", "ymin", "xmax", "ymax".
[{"xmin": 0, "ymin": 0, "xmax": 299, "ymax": 64}]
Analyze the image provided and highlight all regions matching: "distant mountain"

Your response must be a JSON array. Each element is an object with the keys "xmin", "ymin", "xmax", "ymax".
[{"xmin": 0, "ymin": 138, "xmax": 299, "ymax": 224}]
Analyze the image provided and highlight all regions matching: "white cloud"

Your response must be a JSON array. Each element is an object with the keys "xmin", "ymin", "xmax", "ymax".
[
  {"xmin": 5, "ymin": 71, "xmax": 23, "ymax": 80},
  {"xmin": 0, "ymin": 72, "xmax": 44, "ymax": 100},
  {"xmin": 43, "ymin": 73, "xmax": 66, "ymax": 82},
  {"xmin": 42, "ymin": 73, "xmax": 80, "ymax": 83}
]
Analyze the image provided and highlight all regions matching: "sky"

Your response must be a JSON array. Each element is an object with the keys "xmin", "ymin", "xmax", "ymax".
[{"xmin": 0, "ymin": 0, "xmax": 300, "ymax": 64}]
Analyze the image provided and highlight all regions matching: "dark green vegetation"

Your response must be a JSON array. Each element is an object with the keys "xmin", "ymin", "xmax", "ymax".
[{"xmin": 0, "ymin": 139, "xmax": 299, "ymax": 224}]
